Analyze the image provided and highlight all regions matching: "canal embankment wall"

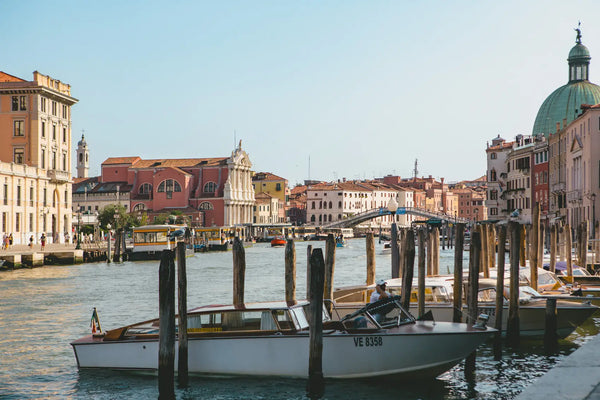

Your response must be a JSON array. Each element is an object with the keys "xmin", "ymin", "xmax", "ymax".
[{"xmin": 515, "ymin": 333, "xmax": 600, "ymax": 399}]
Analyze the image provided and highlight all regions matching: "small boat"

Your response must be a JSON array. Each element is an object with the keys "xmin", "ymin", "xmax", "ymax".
[
  {"xmin": 381, "ymin": 241, "xmax": 391, "ymax": 254},
  {"xmin": 335, "ymin": 237, "xmax": 346, "ymax": 247},
  {"xmin": 71, "ymin": 297, "xmax": 494, "ymax": 378},
  {"xmin": 270, "ymin": 237, "xmax": 286, "ymax": 247},
  {"xmin": 334, "ymin": 276, "xmax": 597, "ymax": 338}
]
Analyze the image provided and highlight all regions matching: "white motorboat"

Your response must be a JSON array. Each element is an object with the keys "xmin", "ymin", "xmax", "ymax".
[
  {"xmin": 333, "ymin": 276, "xmax": 597, "ymax": 338},
  {"xmin": 72, "ymin": 297, "xmax": 494, "ymax": 379}
]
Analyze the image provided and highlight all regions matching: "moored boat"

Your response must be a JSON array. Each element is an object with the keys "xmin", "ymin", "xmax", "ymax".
[
  {"xmin": 71, "ymin": 297, "xmax": 494, "ymax": 379},
  {"xmin": 270, "ymin": 237, "xmax": 286, "ymax": 247},
  {"xmin": 333, "ymin": 276, "xmax": 597, "ymax": 338}
]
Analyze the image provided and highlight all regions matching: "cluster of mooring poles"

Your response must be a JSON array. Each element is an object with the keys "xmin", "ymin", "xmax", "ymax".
[{"xmin": 155, "ymin": 203, "xmax": 597, "ymax": 397}]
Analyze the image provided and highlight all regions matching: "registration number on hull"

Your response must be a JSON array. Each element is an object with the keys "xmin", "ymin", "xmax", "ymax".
[{"xmin": 353, "ymin": 336, "xmax": 383, "ymax": 347}]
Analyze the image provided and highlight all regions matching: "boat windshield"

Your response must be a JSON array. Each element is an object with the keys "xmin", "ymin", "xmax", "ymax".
[
  {"xmin": 504, "ymin": 286, "xmax": 542, "ymax": 302},
  {"xmin": 340, "ymin": 295, "xmax": 415, "ymax": 329}
]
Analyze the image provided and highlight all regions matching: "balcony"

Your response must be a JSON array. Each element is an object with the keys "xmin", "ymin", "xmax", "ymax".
[{"xmin": 47, "ymin": 169, "xmax": 70, "ymax": 183}]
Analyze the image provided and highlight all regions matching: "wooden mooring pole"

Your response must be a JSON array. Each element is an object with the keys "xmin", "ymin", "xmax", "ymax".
[
  {"xmin": 465, "ymin": 229, "xmax": 481, "ymax": 378},
  {"xmin": 106, "ymin": 230, "xmax": 112, "ymax": 263},
  {"xmin": 391, "ymin": 222, "xmax": 400, "ymax": 278},
  {"xmin": 306, "ymin": 245, "xmax": 313, "ymax": 300},
  {"xmin": 531, "ymin": 203, "xmax": 540, "ymax": 291},
  {"xmin": 453, "ymin": 223, "xmax": 465, "ymax": 323},
  {"xmin": 580, "ymin": 221, "xmax": 589, "ymax": 271},
  {"xmin": 324, "ymin": 234, "xmax": 335, "ymax": 313},
  {"xmin": 418, "ymin": 228, "xmax": 427, "ymax": 318},
  {"xmin": 401, "ymin": 229, "xmax": 415, "ymax": 311},
  {"xmin": 566, "ymin": 224, "xmax": 573, "ymax": 279},
  {"xmin": 366, "ymin": 233, "xmax": 376, "ymax": 287},
  {"xmin": 507, "ymin": 221, "xmax": 521, "ymax": 347},
  {"xmin": 158, "ymin": 250, "xmax": 176, "ymax": 400},
  {"xmin": 233, "ymin": 237, "xmax": 246, "ymax": 306},
  {"xmin": 285, "ymin": 239, "xmax": 296, "ymax": 303},
  {"xmin": 176, "ymin": 242, "xmax": 188, "ymax": 386},
  {"xmin": 307, "ymin": 248, "xmax": 325, "ymax": 397},
  {"xmin": 493, "ymin": 225, "xmax": 506, "ymax": 360},
  {"xmin": 550, "ymin": 224, "xmax": 557, "ymax": 273}
]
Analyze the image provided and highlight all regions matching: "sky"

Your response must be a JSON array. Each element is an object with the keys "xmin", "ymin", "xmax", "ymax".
[{"xmin": 3, "ymin": 1, "xmax": 600, "ymax": 186}]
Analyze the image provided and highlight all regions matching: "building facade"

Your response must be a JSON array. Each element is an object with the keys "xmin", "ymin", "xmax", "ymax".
[{"xmin": 0, "ymin": 71, "xmax": 77, "ymax": 244}]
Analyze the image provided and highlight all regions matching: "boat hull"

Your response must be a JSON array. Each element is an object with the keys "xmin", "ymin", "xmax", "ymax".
[{"xmin": 72, "ymin": 321, "xmax": 492, "ymax": 379}]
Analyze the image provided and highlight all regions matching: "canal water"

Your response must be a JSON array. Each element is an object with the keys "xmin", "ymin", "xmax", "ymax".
[{"xmin": 0, "ymin": 238, "xmax": 598, "ymax": 399}]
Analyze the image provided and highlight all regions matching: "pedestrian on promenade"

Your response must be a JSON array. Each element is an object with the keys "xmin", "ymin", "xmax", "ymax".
[
  {"xmin": 8, "ymin": 233, "xmax": 13, "ymax": 248},
  {"xmin": 40, "ymin": 233, "xmax": 46, "ymax": 251},
  {"xmin": 29, "ymin": 235, "xmax": 34, "ymax": 248},
  {"xmin": 2, "ymin": 234, "xmax": 6, "ymax": 250},
  {"xmin": 65, "ymin": 233, "xmax": 70, "ymax": 246}
]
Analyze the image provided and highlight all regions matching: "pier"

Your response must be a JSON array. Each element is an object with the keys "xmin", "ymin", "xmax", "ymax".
[
  {"xmin": 515, "ymin": 333, "xmax": 600, "ymax": 400},
  {"xmin": 0, "ymin": 242, "xmax": 101, "ymax": 268}
]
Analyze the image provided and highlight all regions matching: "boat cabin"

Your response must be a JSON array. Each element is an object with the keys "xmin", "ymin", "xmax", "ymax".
[{"xmin": 132, "ymin": 224, "xmax": 181, "ymax": 253}]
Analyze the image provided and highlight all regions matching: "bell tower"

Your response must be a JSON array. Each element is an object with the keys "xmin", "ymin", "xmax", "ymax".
[{"xmin": 76, "ymin": 133, "xmax": 89, "ymax": 178}]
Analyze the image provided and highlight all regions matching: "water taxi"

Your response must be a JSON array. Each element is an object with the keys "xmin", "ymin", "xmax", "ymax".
[
  {"xmin": 71, "ymin": 297, "xmax": 494, "ymax": 379},
  {"xmin": 270, "ymin": 236, "xmax": 286, "ymax": 247},
  {"xmin": 334, "ymin": 276, "xmax": 597, "ymax": 338},
  {"xmin": 130, "ymin": 225, "xmax": 181, "ymax": 260}
]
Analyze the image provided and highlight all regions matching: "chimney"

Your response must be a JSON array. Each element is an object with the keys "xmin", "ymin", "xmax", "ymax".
[{"xmin": 556, "ymin": 122, "xmax": 560, "ymax": 133}]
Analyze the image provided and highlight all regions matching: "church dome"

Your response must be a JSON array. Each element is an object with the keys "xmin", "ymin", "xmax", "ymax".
[
  {"xmin": 532, "ymin": 29, "xmax": 600, "ymax": 136},
  {"xmin": 78, "ymin": 134, "xmax": 87, "ymax": 147}
]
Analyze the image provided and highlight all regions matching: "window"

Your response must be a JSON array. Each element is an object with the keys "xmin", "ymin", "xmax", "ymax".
[
  {"xmin": 29, "ymin": 187, "xmax": 34, "ymax": 206},
  {"xmin": 52, "ymin": 125, "xmax": 56, "ymax": 140},
  {"xmin": 52, "ymin": 151, "xmax": 56, "ymax": 169},
  {"xmin": 489, "ymin": 169, "xmax": 497, "ymax": 182},
  {"xmin": 12, "ymin": 96, "xmax": 18, "ymax": 111},
  {"xmin": 132, "ymin": 203, "xmax": 146, "ymax": 211},
  {"xmin": 41, "ymin": 121, "xmax": 46, "ymax": 137},
  {"xmin": 16, "ymin": 186, "xmax": 21, "ymax": 206},
  {"xmin": 203, "ymin": 181, "xmax": 217, "ymax": 193},
  {"xmin": 14, "ymin": 121, "xmax": 24, "ymax": 136},
  {"xmin": 62, "ymin": 105, "xmax": 68, "ymax": 118},
  {"xmin": 14, "ymin": 148, "xmax": 24, "ymax": 164},
  {"xmin": 41, "ymin": 148, "xmax": 46, "ymax": 168},
  {"xmin": 158, "ymin": 179, "xmax": 182, "ymax": 195},
  {"xmin": 276, "ymin": 183, "xmax": 282, "ymax": 191},
  {"xmin": 29, "ymin": 213, "xmax": 33, "ymax": 232},
  {"xmin": 139, "ymin": 183, "xmax": 152, "ymax": 194},
  {"xmin": 63, "ymin": 127, "xmax": 66, "ymax": 143},
  {"xmin": 41, "ymin": 97, "xmax": 46, "ymax": 112},
  {"xmin": 79, "ymin": 153, "xmax": 83, "ymax": 162},
  {"xmin": 490, "ymin": 190, "xmax": 498, "ymax": 200},
  {"xmin": 52, "ymin": 101, "xmax": 57, "ymax": 116},
  {"xmin": 15, "ymin": 213, "xmax": 20, "ymax": 232},
  {"xmin": 4, "ymin": 185, "xmax": 8, "ymax": 205},
  {"xmin": 62, "ymin": 153, "xmax": 67, "ymax": 171},
  {"xmin": 199, "ymin": 202, "xmax": 213, "ymax": 210},
  {"xmin": 19, "ymin": 96, "xmax": 26, "ymax": 111},
  {"xmin": 490, "ymin": 152, "xmax": 497, "ymax": 159}
]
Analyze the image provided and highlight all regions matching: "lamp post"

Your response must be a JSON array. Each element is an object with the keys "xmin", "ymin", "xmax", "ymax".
[
  {"xmin": 75, "ymin": 212, "xmax": 81, "ymax": 249},
  {"xmin": 388, "ymin": 197, "xmax": 400, "ymax": 278},
  {"xmin": 106, "ymin": 223, "xmax": 112, "ymax": 264}
]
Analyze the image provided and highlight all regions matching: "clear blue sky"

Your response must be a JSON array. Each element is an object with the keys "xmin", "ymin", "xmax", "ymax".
[{"xmin": 3, "ymin": 1, "xmax": 599, "ymax": 186}]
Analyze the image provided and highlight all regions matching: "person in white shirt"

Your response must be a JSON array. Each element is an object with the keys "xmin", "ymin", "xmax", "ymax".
[{"xmin": 370, "ymin": 279, "xmax": 391, "ymax": 324}]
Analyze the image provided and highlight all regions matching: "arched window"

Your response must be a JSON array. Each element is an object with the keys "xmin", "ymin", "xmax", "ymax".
[
  {"xmin": 203, "ymin": 182, "xmax": 217, "ymax": 193},
  {"xmin": 323, "ymin": 202, "xmax": 327, "ymax": 209},
  {"xmin": 199, "ymin": 202, "xmax": 213, "ymax": 210},
  {"xmin": 139, "ymin": 183, "xmax": 152, "ymax": 194},
  {"xmin": 158, "ymin": 179, "xmax": 182, "ymax": 193},
  {"xmin": 338, "ymin": 214, "xmax": 342, "ymax": 220},
  {"xmin": 319, "ymin": 215, "xmax": 322, "ymax": 222},
  {"xmin": 311, "ymin": 201, "xmax": 315, "ymax": 209},
  {"xmin": 319, "ymin": 201, "xmax": 322, "ymax": 209},
  {"xmin": 133, "ymin": 203, "xmax": 146, "ymax": 211},
  {"xmin": 79, "ymin": 153, "xmax": 83, "ymax": 162},
  {"xmin": 329, "ymin": 201, "xmax": 332, "ymax": 208},
  {"xmin": 328, "ymin": 214, "xmax": 332, "ymax": 222},
  {"xmin": 311, "ymin": 215, "xmax": 316, "ymax": 222}
]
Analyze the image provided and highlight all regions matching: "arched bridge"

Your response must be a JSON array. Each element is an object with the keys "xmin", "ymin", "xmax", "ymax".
[{"xmin": 321, "ymin": 207, "xmax": 470, "ymax": 229}]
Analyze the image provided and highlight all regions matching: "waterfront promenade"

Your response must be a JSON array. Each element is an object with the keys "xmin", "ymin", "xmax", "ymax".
[
  {"xmin": 516, "ymin": 333, "xmax": 600, "ymax": 400},
  {"xmin": 0, "ymin": 241, "xmax": 102, "ymax": 267}
]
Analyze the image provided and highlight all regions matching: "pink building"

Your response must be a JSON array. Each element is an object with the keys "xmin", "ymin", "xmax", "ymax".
[{"xmin": 98, "ymin": 144, "xmax": 254, "ymax": 227}]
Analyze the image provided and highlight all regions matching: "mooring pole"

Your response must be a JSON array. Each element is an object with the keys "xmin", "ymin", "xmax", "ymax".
[
  {"xmin": 465, "ymin": 229, "xmax": 481, "ymax": 378},
  {"xmin": 493, "ymin": 225, "xmax": 507, "ymax": 360},
  {"xmin": 366, "ymin": 232, "xmax": 376, "ymax": 287},
  {"xmin": 285, "ymin": 239, "xmax": 296, "ymax": 303},
  {"xmin": 418, "ymin": 228, "xmax": 427, "ymax": 318},
  {"xmin": 176, "ymin": 241, "xmax": 188, "ymax": 386},
  {"xmin": 401, "ymin": 229, "xmax": 415, "ymax": 311},
  {"xmin": 391, "ymin": 222, "xmax": 400, "ymax": 278},
  {"xmin": 233, "ymin": 237, "xmax": 246, "ymax": 307},
  {"xmin": 158, "ymin": 250, "xmax": 176, "ymax": 400},
  {"xmin": 453, "ymin": 223, "xmax": 465, "ymax": 323},
  {"xmin": 544, "ymin": 298, "xmax": 558, "ymax": 352},
  {"xmin": 306, "ymin": 244, "xmax": 313, "ymax": 300},
  {"xmin": 324, "ymin": 234, "xmax": 336, "ymax": 313},
  {"xmin": 307, "ymin": 248, "xmax": 325, "ymax": 397},
  {"xmin": 507, "ymin": 221, "xmax": 521, "ymax": 347}
]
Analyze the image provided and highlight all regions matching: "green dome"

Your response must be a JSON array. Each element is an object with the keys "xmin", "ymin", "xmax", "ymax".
[
  {"xmin": 569, "ymin": 43, "xmax": 591, "ymax": 61},
  {"xmin": 532, "ymin": 81, "xmax": 600, "ymax": 136},
  {"xmin": 533, "ymin": 31, "xmax": 600, "ymax": 136}
]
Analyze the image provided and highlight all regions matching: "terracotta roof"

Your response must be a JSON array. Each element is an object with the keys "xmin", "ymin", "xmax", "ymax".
[
  {"xmin": 0, "ymin": 71, "xmax": 25, "ymax": 82},
  {"xmin": 255, "ymin": 192, "xmax": 274, "ymax": 199},
  {"xmin": 253, "ymin": 172, "xmax": 287, "ymax": 181},
  {"xmin": 290, "ymin": 185, "xmax": 307, "ymax": 195},
  {"xmin": 133, "ymin": 158, "xmax": 228, "ymax": 168},
  {"xmin": 102, "ymin": 157, "xmax": 142, "ymax": 165}
]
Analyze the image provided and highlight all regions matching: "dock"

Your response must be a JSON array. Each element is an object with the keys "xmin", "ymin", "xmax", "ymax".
[
  {"xmin": 515, "ymin": 334, "xmax": 600, "ymax": 400},
  {"xmin": 0, "ymin": 242, "xmax": 105, "ymax": 268}
]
